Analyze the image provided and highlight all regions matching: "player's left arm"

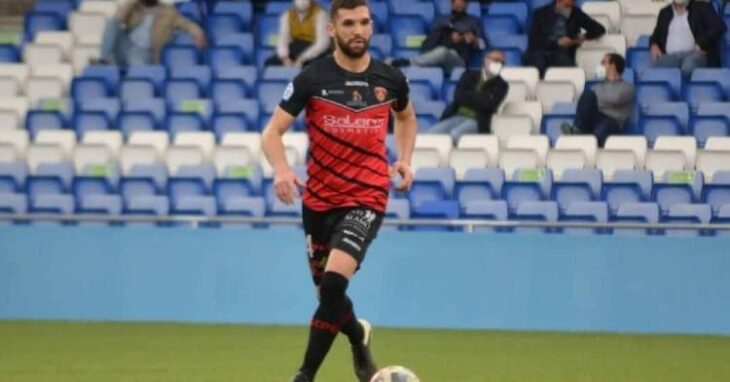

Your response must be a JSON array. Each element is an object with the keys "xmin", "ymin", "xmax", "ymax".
[{"xmin": 391, "ymin": 101, "xmax": 417, "ymax": 192}]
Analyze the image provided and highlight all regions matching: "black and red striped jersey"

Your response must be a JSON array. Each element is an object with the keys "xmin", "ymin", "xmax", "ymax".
[{"xmin": 279, "ymin": 56, "xmax": 410, "ymax": 213}]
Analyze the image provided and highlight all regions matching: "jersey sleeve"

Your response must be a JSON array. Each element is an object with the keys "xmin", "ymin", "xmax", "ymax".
[
  {"xmin": 392, "ymin": 70, "xmax": 410, "ymax": 112},
  {"xmin": 278, "ymin": 71, "xmax": 310, "ymax": 117}
]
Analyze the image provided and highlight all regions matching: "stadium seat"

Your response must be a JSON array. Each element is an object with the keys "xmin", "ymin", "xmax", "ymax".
[
  {"xmin": 691, "ymin": 68, "xmax": 730, "ymax": 98},
  {"xmin": 502, "ymin": 169, "xmax": 552, "ymax": 213},
  {"xmin": 501, "ymin": 101, "xmax": 543, "ymax": 134},
  {"xmin": 78, "ymin": 1, "xmax": 118, "ymax": 18},
  {"xmin": 34, "ymin": 130, "xmax": 76, "ymax": 159},
  {"xmin": 684, "ymin": 82, "xmax": 725, "ymax": 113},
  {"xmin": 410, "ymin": 200, "xmax": 460, "ymax": 231},
  {"xmin": 254, "ymin": 14, "xmax": 280, "ymax": 48},
  {"xmin": 82, "ymin": 65, "xmax": 120, "ymax": 91},
  {"xmin": 582, "ymin": 2, "xmax": 621, "ymax": 33},
  {"xmin": 491, "ymin": 115, "xmax": 534, "ymax": 146},
  {"xmin": 612, "ymin": 202, "xmax": 660, "ymax": 235},
  {"xmin": 402, "ymin": 68, "xmax": 443, "ymax": 100},
  {"xmin": 170, "ymin": 66, "xmax": 212, "ymax": 94},
  {"xmin": 510, "ymin": 201, "xmax": 559, "ymax": 233},
  {"xmin": 414, "ymin": 135, "xmax": 452, "ymax": 166},
  {"xmin": 162, "ymin": 45, "xmax": 201, "ymax": 69},
  {"xmin": 73, "ymin": 176, "xmax": 122, "ymax": 216},
  {"xmin": 636, "ymin": 82, "xmax": 675, "ymax": 107},
  {"xmin": 120, "ymin": 146, "xmax": 161, "ymax": 177},
  {"xmin": 213, "ymin": 1, "xmax": 253, "ymax": 29},
  {"xmin": 24, "ymin": 11, "xmax": 65, "ymax": 41},
  {"xmin": 207, "ymin": 14, "xmax": 245, "ymax": 42},
  {"xmin": 481, "ymin": 14, "xmax": 521, "ymax": 42},
  {"xmin": 257, "ymin": 81, "xmax": 289, "ymax": 114},
  {"xmin": 120, "ymin": 165, "xmax": 169, "ymax": 217},
  {"xmin": 0, "ymin": 97, "xmax": 30, "ymax": 129},
  {"xmin": 536, "ymin": 81, "xmax": 576, "ymax": 112},
  {"xmin": 168, "ymin": 165, "xmax": 217, "ymax": 217},
  {"xmin": 701, "ymin": 171, "xmax": 730, "ymax": 216},
  {"xmin": 120, "ymin": 79, "xmax": 157, "ymax": 101},
  {"xmin": 68, "ymin": 11, "xmax": 106, "ymax": 45},
  {"xmin": 164, "ymin": 79, "xmax": 203, "ymax": 104},
  {"xmin": 696, "ymin": 150, "xmax": 730, "ymax": 182},
  {"xmin": 654, "ymin": 136, "xmax": 697, "ymax": 169},
  {"xmin": 25, "ymin": 111, "xmax": 65, "ymax": 137},
  {"xmin": 72, "ymin": 111, "xmax": 112, "ymax": 137},
  {"xmin": 128, "ymin": 131, "xmax": 169, "ymax": 159},
  {"xmin": 208, "ymin": 46, "xmax": 247, "ymax": 71},
  {"xmin": 454, "ymin": 168, "xmax": 505, "ymax": 212},
  {"xmin": 559, "ymin": 201, "xmax": 609, "ymax": 235},
  {"xmin": 389, "ymin": 15, "xmax": 427, "ymax": 49},
  {"xmin": 501, "ymin": 67, "xmax": 540, "ymax": 99},
  {"xmin": 460, "ymin": 200, "xmax": 509, "ymax": 232},
  {"xmin": 652, "ymin": 171, "xmax": 703, "ymax": 216},
  {"xmin": 370, "ymin": 34, "xmax": 392, "ymax": 57},
  {"xmin": 602, "ymin": 169, "xmax": 653, "ymax": 215},
  {"xmin": 409, "ymin": 167, "xmax": 456, "ymax": 209},
  {"xmin": 488, "ymin": 2, "xmax": 528, "ymax": 29},
  {"xmin": 692, "ymin": 116, "xmax": 730, "ymax": 147},
  {"xmin": 449, "ymin": 148, "xmax": 489, "ymax": 180},
  {"xmin": 621, "ymin": 14, "xmax": 657, "ymax": 46},
  {"xmin": 638, "ymin": 69, "xmax": 682, "ymax": 98},
  {"xmin": 82, "ymin": 131, "xmax": 123, "ymax": 158},
  {"xmin": 661, "ymin": 203, "xmax": 712, "ymax": 236},
  {"xmin": 545, "ymin": 67, "xmax": 586, "ymax": 95},
  {"xmin": 127, "ymin": 65, "xmax": 167, "ymax": 92},
  {"xmin": 71, "ymin": 78, "xmax": 112, "ymax": 101},
  {"xmin": 552, "ymin": 169, "xmax": 602, "ymax": 213},
  {"xmin": 506, "ymin": 135, "xmax": 549, "ymax": 167},
  {"xmin": 221, "ymin": 132, "xmax": 262, "ymax": 163},
  {"xmin": 34, "ymin": 63, "xmax": 74, "ymax": 91},
  {"xmin": 0, "ymin": 130, "xmax": 29, "ymax": 159},
  {"xmin": 546, "ymin": 149, "xmax": 587, "ymax": 180}
]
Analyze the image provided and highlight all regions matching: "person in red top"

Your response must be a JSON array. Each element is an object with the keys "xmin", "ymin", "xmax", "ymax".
[{"xmin": 261, "ymin": 1, "xmax": 417, "ymax": 381}]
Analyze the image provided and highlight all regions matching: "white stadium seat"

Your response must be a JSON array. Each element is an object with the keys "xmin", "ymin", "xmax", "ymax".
[
  {"xmin": 555, "ymin": 136, "xmax": 598, "ymax": 168},
  {"xmin": 214, "ymin": 146, "xmax": 255, "ymax": 177},
  {"xmin": 82, "ymin": 131, "xmax": 124, "ymax": 157},
  {"xmin": 581, "ymin": 34, "xmax": 627, "ymax": 56},
  {"xmin": 221, "ymin": 132, "xmax": 262, "ymax": 163},
  {"xmin": 79, "ymin": 0, "xmax": 119, "ymax": 18},
  {"xmin": 0, "ymin": 97, "xmax": 30, "ymax": 129},
  {"xmin": 71, "ymin": 44, "xmax": 102, "ymax": 75},
  {"xmin": 653, "ymin": 136, "xmax": 697, "ymax": 170},
  {"xmin": 0, "ymin": 77, "xmax": 20, "ymax": 97},
  {"xmin": 282, "ymin": 132, "xmax": 309, "ymax": 165},
  {"xmin": 506, "ymin": 135, "xmax": 549, "ymax": 167},
  {"xmin": 499, "ymin": 149, "xmax": 541, "ymax": 177},
  {"xmin": 696, "ymin": 150, "xmax": 730, "ymax": 182},
  {"xmin": 35, "ymin": 130, "xmax": 77, "ymax": 158},
  {"xmin": 128, "ymin": 131, "xmax": 170, "ymax": 158},
  {"xmin": 544, "ymin": 67, "xmax": 586, "ymax": 95},
  {"xmin": 605, "ymin": 136, "xmax": 648, "ymax": 167},
  {"xmin": 0, "ymin": 143, "xmax": 19, "ymax": 162},
  {"xmin": 457, "ymin": 134, "xmax": 500, "ymax": 166},
  {"xmin": 23, "ymin": 44, "xmax": 64, "ymax": 67},
  {"xmin": 415, "ymin": 135, "xmax": 452, "ymax": 166},
  {"xmin": 27, "ymin": 144, "xmax": 66, "ymax": 173},
  {"xmin": 536, "ymin": 81, "xmax": 577, "ymax": 112},
  {"xmin": 491, "ymin": 115, "xmax": 534, "ymax": 146},
  {"xmin": 582, "ymin": 1, "xmax": 622, "ymax": 33},
  {"xmin": 621, "ymin": 14, "xmax": 657, "ymax": 46},
  {"xmin": 120, "ymin": 145, "xmax": 159, "ymax": 175},
  {"xmin": 0, "ymin": 130, "xmax": 30, "ymax": 158},
  {"xmin": 73, "ymin": 144, "xmax": 114, "ymax": 174},
  {"xmin": 32, "ymin": 64, "xmax": 74, "ymax": 91},
  {"xmin": 69, "ymin": 12, "xmax": 108, "ymax": 45},
  {"xmin": 166, "ymin": 146, "xmax": 205, "ymax": 175},
  {"xmin": 500, "ymin": 101, "xmax": 543, "ymax": 134},
  {"xmin": 501, "ymin": 67, "xmax": 540, "ymax": 99},
  {"xmin": 645, "ymin": 150, "xmax": 688, "ymax": 180},
  {"xmin": 173, "ymin": 131, "xmax": 216, "ymax": 162},
  {"xmin": 35, "ymin": 31, "xmax": 75, "ymax": 60},
  {"xmin": 411, "ymin": 148, "xmax": 443, "ymax": 172},
  {"xmin": 547, "ymin": 149, "xmax": 588, "ymax": 180},
  {"xmin": 26, "ymin": 77, "xmax": 64, "ymax": 104},
  {"xmin": 0, "ymin": 64, "xmax": 29, "ymax": 92},
  {"xmin": 596, "ymin": 149, "xmax": 637, "ymax": 180},
  {"xmin": 704, "ymin": 137, "xmax": 730, "ymax": 151},
  {"xmin": 503, "ymin": 81, "xmax": 528, "ymax": 104},
  {"xmin": 449, "ymin": 148, "xmax": 490, "ymax": 180}
]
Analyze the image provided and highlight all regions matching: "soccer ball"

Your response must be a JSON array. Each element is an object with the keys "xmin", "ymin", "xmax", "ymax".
[{"xmin": 370, "ymin": 366, "xmax": 420, "ymax": 382}]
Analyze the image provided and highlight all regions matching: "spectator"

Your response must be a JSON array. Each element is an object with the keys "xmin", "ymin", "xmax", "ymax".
[
  {"xmin": 561, "ymin": 53, "xmax": 635, "ymax": 147},
  {"xmin": 428, "ymin": 50, "xmax": 508, "ymax": 143},
  {"xmin": 526, "ymin": 0, "xmax": 605, "ymax": 78},
  {"xmin": 650, "ymin": 0, "xmax": 727, "ymax": 77},
  {"xmin": 265, "ymin": 0, "xmax": 331, "ymax": 67},
  {"xmin": 389, "ymin": 0, "xmax": 486, "ymax": 74},
  {"xmin": 98, "ymin": 0, "xmax": 206, "ymax": 66}
]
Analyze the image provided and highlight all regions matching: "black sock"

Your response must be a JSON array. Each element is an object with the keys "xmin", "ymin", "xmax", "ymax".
[
  {"xmin": 339, "ymin": 296, "xmax": 364, "ymax": 346},
  {"xmin": 300, "ymin": 272, "xmax": 349, "ymax": 379}
]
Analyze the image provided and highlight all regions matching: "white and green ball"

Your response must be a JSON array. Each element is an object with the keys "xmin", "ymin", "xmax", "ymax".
[{"xmin": 370, "ymin": 366, "xmax": 420, "ymax": 382}]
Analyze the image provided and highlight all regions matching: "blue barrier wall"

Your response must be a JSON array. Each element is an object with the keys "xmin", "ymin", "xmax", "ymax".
[{"xmin": 1, "ymin": 226, "xmax": 729, "ymax": 335}]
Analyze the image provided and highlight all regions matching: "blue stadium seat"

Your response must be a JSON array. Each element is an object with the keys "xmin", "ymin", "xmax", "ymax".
[
  {"xmin": 0, "ymin": 44, "xmax": 19, "ymax": 63},
  {"xmin": 164, "ymin": 79, "xmax": 202, "ymax": 103},
  {"xmin": 390, "ymin": 15, "xmax": 427, "ymax": 49},
  {"xmin": 402, "ymin": 67, "xmax": 443, "ymax": 100},
  {"xmin": 118, "ymin": 112, "xmax": 156, "ymax": 136},
  {"xmin": 460, "ymin": 200, "xmax": 509, "ymax": 232},
  {"xmin": 652, "ymin": 171, "xmax": 703, "ymax": 216},
  {"xmin": 257, "ymin": 81, "xmax": 289, "ymax": 114},
  {"xmin": 510, "ymin": 201, "xmax": 559, "ymax": 233},
  {"xmin": 660, "ymin": 203, "xmax": 712, "ymax": 236},
  {"xmin": 123, "ymin": 98, "xmax": 167, "ymax": 128},
  {"xmin": 640, "ymin": 115, "xmax": 683, "ymax": 145},
  {"xmin": 255, "ymin": 15, "xmax": 280, "ymax": 47},
  {"xmin": 120, "ymin": 165, "xmax": 169, "ymax": 216},
  {"xmin": 73, "ymin": 177, "xmax": 122, "ymax": 216},
  {"xmin": 412, "ymin": 100, "xmax": 446, "ymax": 122},
  {"xmin": 208, "ymin": 46, "xmax": 246, "ymax": 71},
  {"xmin": 212, "ymin": 113, "xmax": 251, "ymax": 138},
  {"xmin": 264, "ymin": 2, "xmax": 291, "ymax": 15},
  {"xmin": 602, "ymin": 169, "xmax": 654, "ymax": 216},
  {"xmin": 627, "ymin": 48, "xmax": 652, "ymax": 73},
  {"xmin": 176, "ymin": 1, "xmax": 203, "ymax": 23},
  {"xmin": 612, "ymin": 202, "xmax": 660, "ymax": 235},
  {"xmin": 24, "ymin": 11, "xmax": 65, "ymax": 40},
  {"xmin": 0, "ymin": 193, "xmax": 27, "ymax": 215},
  {"xmin": 637, "ymin": 68, "xmax": 682, "ymax": 98},
  {"xmin": 701, "ymin": 171, "xmax": 730, "ymax": 216},
  {"xmin": 161, "ymin": 45, "xmax": 201, "ymax": 68},
  {"xmin": 684, "ymin": 82, "xmax": 725, "ymax": 112},
  {"xmin": 454, "ymin": 168, "xmax": 504, "ymax": 212},
  {"xmin": 691, "ymin": 68, "xmax": 730, "ymax": 98},
  {"xmin": 71, "ymin": 78, "xmax": 113, "ymax": 101},
  {"xmin": 214, "ymin": 33, "xmax": 254, "ymax": 63},
  {"xmin": 481, "ymin": 14, "xmax": 521, "ymax": 41},
  {"xmin": 165, "ymin": 112, "xmax": 206, "ymax": 136},
  {"xmin": 552, "ymin": 169, "xmax": 602, "ymax": 214},
  {"xmin": 207, "ymin": 14, "xmax": 245, "ymax": 42},
  {"xmin": 210, "ymin": 79, "xmax": 248, "ymax": 104},
  {"xmin": 391, "ymin": 1, "xmax": 436, "ymax": 25},
  {"xmin": 213, "ymin": 178, "xmax": 260, "ymax": 214},
  {"xmin": 27, "ymin": 163, "xmax": 75, "ymax": 215},
  {"xmin": 559, "ymin": 201, "xmax": 609, "ymax": 235},
  {"xmin": 411, "ymin": 200, "xmax": 461, "ymax": 231},
  {"xmin": 636, "ymin": 82, "xmax": 675, "ymax": 107},
  {"xmin": 73, "ymin": 112, "xmax": 112, "ymax": 136},
  {"xmin": 502, "ymin": 169, "xmax": 553, "ymax": 214},
  {"xmin": 635, "ymin": 35, "xmax": 651, "ymax": 48},
  {"xmin": 82, "ymin": 66, "xmax": 120, "ymax": 92},
  {"xmin": 120, "ymin": 79, "xmax": 157, "ymax": 101},
  {"xmin": 215, "ymin": 65, "xmax": 257, "ymax": 92},
  {"xmin": 217, "ymin": 99, "xmax": 259, "ymax": 130},
  {"xmin": 441, "ymin": 81, "xmax": 457, "ymax": 105},
  {"xmin": 490, "ymin": 33, "xmax": 528, "ymax": 54},
  {"xmin": 172, "ymin": 33, "xmax": 196, "ymax": 46},
  {"xmin": 126, "ymin": 65, "xmax": 167, "ymax": 93},
  {"xmin": 488, "ymin": 2, "xmax": 528, "ymax": 29},
  {"xmin": 541, "ymin": 114, "xmax": 574, "ymax": 146},
  {"xmin": 34, "ymin": 1, "xmax": 73, "ymax": 19},
  {"xmin": 710, "ymin": 205, "xmax": 730, "ymax": 233},
  {"xmin": 168, "ymin": 165, "xmax": 217, "ymax": 216},
  {"xmin": 25, "ymin": 111, "xmax": 65, "ymax": 136},
  {"xmin": 77, "ymin": 98, "xmax": 121, "ymax": 121},
  {"xmin": 213, "ymin": 1, "xmax": 253, "ymax": 28},
  {"xmin": 409, "ymin": 167, "xmax": 456, "ymax": 209},
  {"xmin": 262, "ymin": 67, "xmax": 300, "ymax": 82},
  {"xmin": 170, "ymin": 65, "xmax": 212, "ymax": 95},
  {"xmin": 370, "ymin": 1, "xmax": 389, "ymax": 32},
  {"xmin": 0, "ymin": 162, "xmax": 27, "ymax": 194},
  {"xmin": 642, "ymin": 102, "xmax": 690, "ymax": 136},
  {"xmin": 692, "ymin": 116, "xmax": 730, "ymax": 147}
]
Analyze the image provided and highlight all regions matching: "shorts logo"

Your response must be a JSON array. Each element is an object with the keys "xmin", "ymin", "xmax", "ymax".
[
  {"xmin": 282, "ymin": 82, "xmax": 294, "ymax": 101},
  {"xmin": 373, "ymin": 87, "xmax": 388, "ymax": 102}
]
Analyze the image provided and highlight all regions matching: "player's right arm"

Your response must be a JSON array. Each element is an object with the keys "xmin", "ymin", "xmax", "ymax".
[{"xmin": 262, "ymin": 107, "xmax": 305, "ymax": 206}]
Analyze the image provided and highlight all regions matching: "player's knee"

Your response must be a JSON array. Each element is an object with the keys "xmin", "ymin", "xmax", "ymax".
[{"xmin": 319, "ymin": 271, "xmax": 348, "ymax": 306}]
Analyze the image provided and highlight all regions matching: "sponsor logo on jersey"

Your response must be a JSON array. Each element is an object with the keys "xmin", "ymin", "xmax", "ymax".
[
  {"xmin": 321, "ymin": 89, "xmax": 345, "ymax": 96},
  {"xmin": 373, "ymin": 87, "xmax": 388, "ymax": 102},
  {"xmin": 282, "ymin": 82, "xmax": 294, "ymax": 101},
  {"xmin": 345, "ymin": 80, "xmax": 369, "ymax": 87},
  {"xmin": 322, "ymin": 114, "xmax": 385, "ymax": 129}
]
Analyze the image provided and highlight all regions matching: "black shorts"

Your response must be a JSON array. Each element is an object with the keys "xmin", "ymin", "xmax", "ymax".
[{"xmin": 303, "ymin": 206, "xmax": 384, "ymax": 285}]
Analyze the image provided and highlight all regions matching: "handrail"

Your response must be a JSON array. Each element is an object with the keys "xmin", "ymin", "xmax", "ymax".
[{"xmin": 1, "ymin": 213, "xmax": 729, "ymax": 232}]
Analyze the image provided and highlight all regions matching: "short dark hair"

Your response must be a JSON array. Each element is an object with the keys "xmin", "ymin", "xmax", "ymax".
[
  {"xmin": 607, "ymin": 53, "xmax": 625, "ymax": 75},
  {"xmin": 329, "ymin": 0, "xmax": 369, "ymax": 20}
]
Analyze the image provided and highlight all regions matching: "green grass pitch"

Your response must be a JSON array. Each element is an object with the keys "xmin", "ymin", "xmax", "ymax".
[{"xmin": 1, "ymin": 321, "xmax": 728, "ymax": 381}]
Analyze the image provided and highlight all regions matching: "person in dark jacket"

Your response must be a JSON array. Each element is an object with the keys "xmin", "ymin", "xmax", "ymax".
[
  {"xmin": 389, "ymin": 0, "xmax": 485, "ymax": 74},
  {"xmin": 650, "ymin": 0, "xmax": 727, "ymax": 77},
  {"xmin": 428, "ymin": 50, "xmax": 508, "ymax": 143},
  {"xmin": 526, "ymin": 0, "xmax": 605, "ymax": 77}
]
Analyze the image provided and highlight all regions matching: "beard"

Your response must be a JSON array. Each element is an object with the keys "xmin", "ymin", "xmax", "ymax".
[{"xmin": 334, "ymin": 34, "xmax": 370, "ymax": 59}]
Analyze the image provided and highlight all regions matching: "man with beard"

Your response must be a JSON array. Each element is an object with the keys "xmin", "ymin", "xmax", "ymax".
[
  {"xmin": 97, "ymin": 0, "xmax": 206, "ymax": 66},
  {"xmin": 262, "ymin": 1, "xmax": 417, "ymax": 381}
]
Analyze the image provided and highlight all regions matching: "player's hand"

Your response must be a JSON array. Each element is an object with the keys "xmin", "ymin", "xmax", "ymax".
[
  {"xmin": 464, "ymin": 32, "xmax": 476, "ymax": 45},
  {"xmin": 281, "ymin": 57, "xmax": 294, "ymax": 67},
  {"xmin": 650, "ymin": 44, "xmax": 663, "ymax": 61},
  {"xmin": 194, "ymin": 33, "xmax": 207, "ymax": 50},
  {"xmin": 274, "ymin": 168, "xmax": 305, "ymax": 205},
  {"xmin": 451, "ymin": 31, "xmax": 463, "ymax": 44},
  {"xmin": 390, "ymin": 161, "xmax": 413, "ymax": 192}
]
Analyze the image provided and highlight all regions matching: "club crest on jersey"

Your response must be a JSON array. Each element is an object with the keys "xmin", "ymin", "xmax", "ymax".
[
  {"xmin": 347, "ymin": 89, "xmax": 367, "ymax": 107},
  {"xmin": 373, "ymin": 87, "xmax": 388, "ymax": 102}
]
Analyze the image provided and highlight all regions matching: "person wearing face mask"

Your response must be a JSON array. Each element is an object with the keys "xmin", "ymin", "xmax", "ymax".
[
  {"xmin": 561, "ymin": 54, "xmax": 635, "ymax": 147},
  {"xmin": 650, "ymin": 0, "xmax": 726, "ymax": 77},
  {"xmin": 388, "ymin": 0, "xmax": 486, "ymax": 75},
  {"xmin": 526, "ymin": 0, "xmax": 605, "ymax": 78},
  {"xmin": 97, "ymin": 0, "xmax": 206, "ymax": 66},
  {"xmin": 427, "ymin": 50, "xmax": 509, "ymax": 143},
  {"xmin": 266, "ymin": 0, "xmax": 330, "ymax": 67}
]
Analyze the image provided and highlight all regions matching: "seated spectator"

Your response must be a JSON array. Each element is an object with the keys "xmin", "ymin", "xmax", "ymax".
[
  {"xmin": 526, "ymin": 0, "xmax": 605, "ymax": 78},
  {"xmin": 98, "ymin": 0, "xmax": 206, "ymax": 66},
  {"xmin": 427, "ymin": 50, "xmax": 508, "ymax": 143},
  {"xmin": 650, "ymin": 0, "xmax": 727, "ymax": 77},
  {"xmin": 265, "ymin": 0, "xmax": 331, "ymax": 67},
  {"xmin": 561, "ymin": 54, "xmax": 635, "ymax": 147},
  {"xmin": 389, "ymin": 0, "xmax": 486, "ymax": 74}
]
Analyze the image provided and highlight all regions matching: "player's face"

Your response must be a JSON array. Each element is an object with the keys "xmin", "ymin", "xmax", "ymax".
[{"xmin": 329, "ymin": 6, "xmax": 373, "ymax": 59}]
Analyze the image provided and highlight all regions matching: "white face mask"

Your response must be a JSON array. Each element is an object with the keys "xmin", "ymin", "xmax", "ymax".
[
  {"xmin": 595, "ymin": 64, "xmax": 607, "ymax": 80},
  {"xmin": 294, "ymin": 0, "xmax": 311, "ymax": 12},
  {"xmin": 488, "ymin": 61, "xmax": 504, "ymax": 76}
]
